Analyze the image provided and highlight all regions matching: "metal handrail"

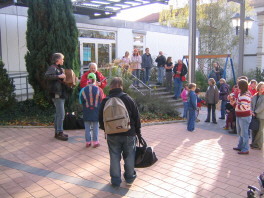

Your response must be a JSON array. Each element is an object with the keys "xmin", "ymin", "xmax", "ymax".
[
  {"xmin": 8, "ymin": 72, "xmax": 33, "ymax": 101},
  {"xmin": 129, "ymin": 72, "xmax": 152, "ymax": 95}
]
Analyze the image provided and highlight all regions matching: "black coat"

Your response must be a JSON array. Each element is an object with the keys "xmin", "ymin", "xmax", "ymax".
[
  {"xmin": 45, "ymin": 64, "xmax": 67, "ymax": 98},
  {"xmin": 173, "ymin": 63, "xmax": 188, "ymax": 77},
  {"xmin": 99, "ymin": 88, "xmax": 141, "ymax": 136}
]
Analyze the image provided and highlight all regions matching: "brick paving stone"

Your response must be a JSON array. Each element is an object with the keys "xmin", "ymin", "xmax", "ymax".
[{"xmin": 1, "ymin": 111, "xmax": 264, "ymax": 198}]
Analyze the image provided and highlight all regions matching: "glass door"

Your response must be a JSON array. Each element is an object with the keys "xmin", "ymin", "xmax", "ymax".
[{"xmin": 98, "ymin": 43, "xmax": 110, "ymax": 67}]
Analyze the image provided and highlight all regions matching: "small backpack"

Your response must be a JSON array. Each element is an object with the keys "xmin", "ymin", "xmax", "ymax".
[{"xmin": 103, "ymin": 93, "xmax": 131, "ymax": 134}]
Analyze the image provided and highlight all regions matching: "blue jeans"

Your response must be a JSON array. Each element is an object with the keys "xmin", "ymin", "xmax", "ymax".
[
  {"xmin": 107, "ymin": 135, "xmax": 137, "ymax": 186},
  {"xmin": 236, "ymin": 116, "xmax": 251, "ymax": 152},
  {"xmin": 132, "ymin": 70, "xmax": 140, "ymax": 86},
  {"xmin": 143, "ymin": 68, "xmax": 151, "ymax": 84},
  {"xmin": 84, "ymin": 121, "xmax": 99, "ymax": 142},
  {"xmin": 52, "ymin": 98, "xmax": 65, "ymax": 133},
  {"xmin": 220, "ymin": 100, "xmax": 227, "ymax": 118},
  {"xmin": 174, "ymin": 77, "xmax": 182, "ymax": 99},
  {"xmin": 187, "ymin": 109, "xmax": 196, "ymax": 131},
  {"xmin": 157, "ymin": 67, "xmax": 165, "ymax": 84},
  {"xmin": 183, "ymin": 102, "xmax": 188, "ymax": 118}
]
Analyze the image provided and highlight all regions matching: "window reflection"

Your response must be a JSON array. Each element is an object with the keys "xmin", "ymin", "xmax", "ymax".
[{"xmin": 79, "ymin": 29, "xmax": 115, "ymax": 40}]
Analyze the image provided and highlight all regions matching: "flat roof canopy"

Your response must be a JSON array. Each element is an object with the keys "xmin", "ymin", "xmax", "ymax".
[{"xmin": 0, "ymin": 0, "xmax": 169, "ymax": 19}]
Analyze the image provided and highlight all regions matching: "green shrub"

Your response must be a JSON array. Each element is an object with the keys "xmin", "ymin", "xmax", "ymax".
[
  {"xmin": 195, "ymin": 70, "xmax": 208, "ymax": 91},
  {"xmin": 0, "ymin": 59, "xmax": 16, "ymax": 111}
]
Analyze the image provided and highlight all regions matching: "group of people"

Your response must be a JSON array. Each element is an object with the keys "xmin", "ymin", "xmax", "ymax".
[
  {"xmin": 120, "ymin": 48, "xmax": 188, "ymax": 99},
  {"xmin": 45, "ymin": 53, "xmax": 141, "ymax": 187},
  {"xmin": 181, "ymin": 72, "xmax": 264, "ymax": 154}
]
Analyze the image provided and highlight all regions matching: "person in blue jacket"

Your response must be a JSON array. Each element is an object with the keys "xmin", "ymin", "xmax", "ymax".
[
  {"xmin": 187, "ymin": 83, "xmax": 197, "ymax": 132},
  {"xmin": 79, "ymin": 73, "xmax": 104, "ymax": 148}
]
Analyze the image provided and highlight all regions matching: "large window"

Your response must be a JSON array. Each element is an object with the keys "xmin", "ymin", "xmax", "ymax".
[
  {"xmin": 133, "ymin": 33, "xmax": 145, "ymax": 55},
  {"xmin": 79, "ymin": 29, "xmax": 115, "ymax": 40}
]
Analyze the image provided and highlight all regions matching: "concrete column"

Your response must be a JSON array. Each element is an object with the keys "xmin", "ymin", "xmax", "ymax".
[{"xmin": 256, "ymin": 14, "xmax": 264, "ymax": 70}]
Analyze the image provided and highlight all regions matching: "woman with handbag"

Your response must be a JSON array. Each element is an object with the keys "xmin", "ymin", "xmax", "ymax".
[{"xmin": 250, "ymin": 82, "xmax": 264, "ymax": 150}]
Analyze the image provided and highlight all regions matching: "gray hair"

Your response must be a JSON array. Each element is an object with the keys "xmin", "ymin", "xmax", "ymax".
[
  {"xmin": 51, "ymin": 53, "xmax": 64, "ymax": 64},
  {"xmin": 88, "ymin": 62, "xmax": 98, "ymax": 70}
]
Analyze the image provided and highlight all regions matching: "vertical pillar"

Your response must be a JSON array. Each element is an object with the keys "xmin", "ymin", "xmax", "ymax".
[
  {"xmin": 188, "ymin": 0, "xmax": 196, "ymax": 83},
  {"xmin": 238, "ymin": 0, "xmax": 245, "ymax": 77}
]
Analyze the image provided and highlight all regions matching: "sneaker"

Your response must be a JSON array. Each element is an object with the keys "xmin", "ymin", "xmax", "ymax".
[
  {"xmin": 55, "ymin": 132, "xmax": 68, "ymax": 141},
  {"xmin": 92, "ymin": 141, "xmax": 100, "ymax": 148},
  {"xmin": 55, "ymin": 132, "xmax": 68, "ymax": 138},
  {"xmin": 233, "ymin": 147, "xmax": 241, "ymax": 151},
  {"xmin": 219, "ymin": 117, "xmax": 225, "ymax": 120},
  {"xmin": 238, "ymin": 151, "xmax": 249, "ymax": 154},
  {"xmin": 223, "ymin": 126, "xmax": 229, "ymax": 130},
  {"xmin": 205, "ymin": 120, "xmax": 210, "ymax": 122},
  {"xmin": 212, "ymin": 121, "xmax": 217, "ymax": 124},
  {"xmin": 86, "ymin": 142, "xmax": 91, "ymax": 148}
]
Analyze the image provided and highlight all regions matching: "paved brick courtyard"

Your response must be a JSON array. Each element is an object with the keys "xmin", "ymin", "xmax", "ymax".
[{"xmin": 0, "ymin": 109, "xmax": 263, "ymax": 198}]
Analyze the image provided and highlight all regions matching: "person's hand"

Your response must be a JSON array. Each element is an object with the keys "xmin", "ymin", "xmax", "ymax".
[
  {"xmin": 252, "ymin": 112, "xmax": 256, "ymax": 116},
  {"xmin": 58, "ymin": 74, "xmax": 66, "ymax": 79}
]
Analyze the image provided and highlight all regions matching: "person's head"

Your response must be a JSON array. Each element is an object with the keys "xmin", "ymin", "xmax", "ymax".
[
  {"xmin": 159, "ymin": 51, "xmax": 163, "ymax": 55},
  {"xmin": 213, "ymin": 62, "xmax": 219, "ymax": 69},
  {"xmin": 178, "ymin": 59, "xmax": 183, "ymax": 64},
  {"xmin": 51, "ymin": 53, "xmax": 64, "ymax": 65},
  {"xmin": 237, "ymin": 76, "xmax": 248, "ymax": 83},
  {"xmin": 208, "ymin": 78, "xmax": 216, "ymax": 86},
  {"xmin": 195, "ymin": 88, "xmax": 200, "ymax": 95},
  {"xmin": 88, "ymin": 62, "xmax": 98, "ymax": 73},
  {"xmin": 249, "ymin": 79, "xmax": 257, "ymax": 89},
  {"xmin": 188, "ymin": 83, "xmax": 196, "ymax": 91},
  {"xmin": 256, "ymin": 82, "xmax": 264, "ymax": 94},
  {"xmin": 133, "ymin": 49, "xmax": 139, "ymax": 56},
  {"xmin": 238, "ymin": 79, "xmax": 248, "ymax": 95},
  {"xmin": 87, "ymin": 73, "xmax": 96, "ymax": 84},
  {"xmin": 167, "ymin": 56, "xmax": 172, "ymax": 63},
  {"xmin": 145, "ymin": 48, "xmax": 150, "ymax": 54},
  {"xmin": 110, "ymin": 77, "xmax": 123, "ymax": 90},
  {"xmin": 124, "ymin": 51, "xmax": 129, "ymax": 57},
  {"xmin": 184, "ymin": 83, "xmax": 189, "ymax": 90},
  {"xmin": 219, "ymin": 78, "xmax": 226, "ymax": 84}
]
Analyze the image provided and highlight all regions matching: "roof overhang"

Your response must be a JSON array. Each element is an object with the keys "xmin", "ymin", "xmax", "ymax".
[{"xmin": 0, "ymin": 0, "xmax": 169, "ymax": 19}]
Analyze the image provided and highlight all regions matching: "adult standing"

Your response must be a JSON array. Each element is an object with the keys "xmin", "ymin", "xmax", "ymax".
[
  {"xmin": 120, "ymin": 51, "xmax": 131, "ymax": 72},
  {"xmin": 172, "ymin": 59, "xmax": 188, "ymax": 99},
  {"xmin": 233, "ymin": 79, "xmax": 252, "ymax": 154},
  {"xmin": 141, "ymin": 48, "xmax": 153, "ymax": 85},
  {"xmin": 208, "ymin": 62, "xmax": 224, "ymax": 84},
  {"xmin": 250, "ymin": 82, "xmax": 264, "ymax": 150},
  {"xmin": 164, "ymin": 57, "xmax": 174, "ymax": 92},
  {"xmin": 99, "ymin": 77, "xmax": 142, "ymax": 187},
  {"xmin": 80, "ymin": 62, "xmax": 107, "ymax": 89},
  {"xmin": 130, "ymin": 49, "xmax": 142, "ymax": 87},
  {"xmin": 45, "ymin": 53, "xmax": 68, "ymax": 141},
  {"xmin": 155, "ymin": 51, "xmax": 166, "ymax": 85},
  {"xmin": 219, "ymin": 78, "xmax": 230, "ymax": 120}
]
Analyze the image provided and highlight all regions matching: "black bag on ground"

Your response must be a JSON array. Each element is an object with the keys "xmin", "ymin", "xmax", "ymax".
[
  {"xmin": 249, "ymin": 116, "xmax": 260, "ymax": 131},
  {"xmin": 135, "ymin": 136, "xmax": 158, "ymax": 168},
  {"xmin": 63, "ymin": 112, "xmax": 85, "ymax": 130}
]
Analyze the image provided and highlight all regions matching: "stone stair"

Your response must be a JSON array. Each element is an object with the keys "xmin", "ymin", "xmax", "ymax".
[{"xmin": 131, "ymin": 83, "xmax": 183, "ymax": 108}]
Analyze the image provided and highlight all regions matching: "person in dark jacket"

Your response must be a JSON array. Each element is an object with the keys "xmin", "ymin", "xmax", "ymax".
[
  {"xmin": 187, "ymin": 83, "xmax": 197, "ymax": 132},
  {"xmin": 208, "ymin": 62, "xmax": 224, "ymax": 85},
  {"xmin": 173, "ymin": 59, "xmax": 188, "ymax": 99},
  {"xmin": 99, "ymin": 77, "xmax": 142, "ymax": 187},
  {"xmin": 79, "ymin": 73, "xmax": 104, "ymax": 148},
  {"xmin": 155, "ymin": 51, "xmax": 166, "ymax": 85},
  {"xmin": 205, "ymin": 78, "xmax": 219, "ymax": 124},
  {"xmin": 219, "ymin": 78, "xmax": 230, "ymax": 120},
  {"xmin": 141, "ymin": 48, "xmax": 153, "ymax": 85},
  {"xmin": 45, "ymin": 53, "xmax": 68, "ymax": 141}
]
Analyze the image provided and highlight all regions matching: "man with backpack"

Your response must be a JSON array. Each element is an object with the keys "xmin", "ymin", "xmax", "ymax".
[{"xmin": 99, "ymin": 77, "xmax": 142, "ymax": 187}]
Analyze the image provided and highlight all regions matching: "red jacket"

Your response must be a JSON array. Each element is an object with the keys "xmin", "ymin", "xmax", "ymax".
[{"xmin": 80, "ymin": 71, "xmax": 107, "ymax": 89}]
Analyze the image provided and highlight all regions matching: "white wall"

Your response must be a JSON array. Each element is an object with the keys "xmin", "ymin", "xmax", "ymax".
[
  {"xmin": 0, "ymin": 14, "xmax": 27, "ymax": 73},
  {"xmin": 116, "ymin": 28, "xmax": 133, "ymax": 58}
]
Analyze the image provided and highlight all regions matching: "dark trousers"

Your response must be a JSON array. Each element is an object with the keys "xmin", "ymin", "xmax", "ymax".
[{"xmin": 206, "ymin": 104, "xmax": 216, "ymax": 122}]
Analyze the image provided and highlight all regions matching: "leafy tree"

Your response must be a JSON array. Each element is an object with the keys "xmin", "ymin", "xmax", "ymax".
[
  {"xmin": 0, "ymin": 59, "xmax": 16, "ymax": 111},
  {"xmin": 25, "ymin": 0, "xmax": 80, "ymax": 107},
  {"xmin": 159, "ymin": 0, "xmax": 253, "ymax": 75}
]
